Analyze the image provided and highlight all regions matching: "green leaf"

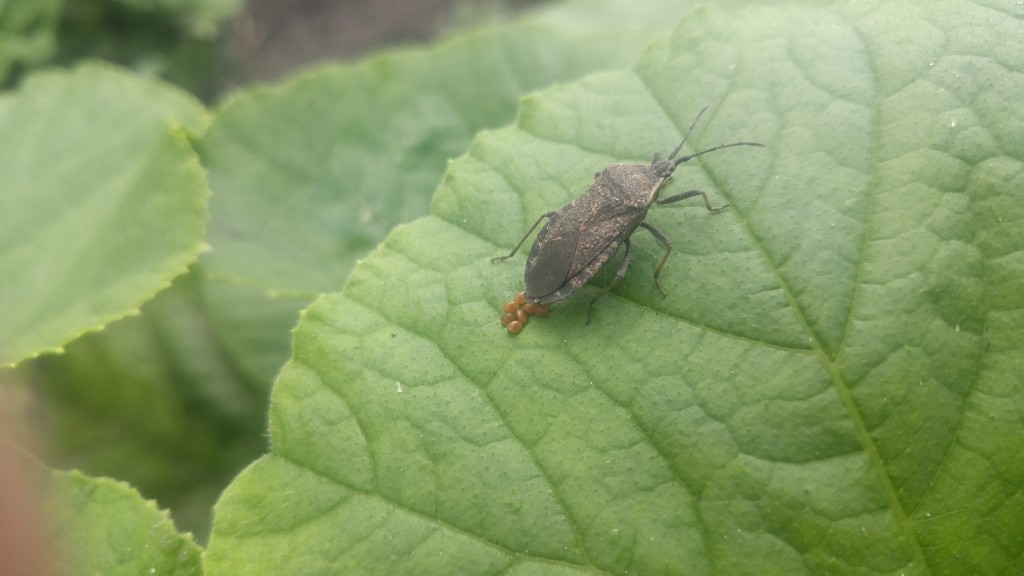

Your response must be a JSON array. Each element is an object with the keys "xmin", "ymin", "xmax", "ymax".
[
  {"xmin": 46, "ymin": 468, "xmax": 202, "ymax": 576},
  {"xmin": 207, "ymin": 1, "xmax": 1024, "ymax": 574},
  {"xmin": 0, "ymin": 62, "xmax": 210, "ymax": 367},
  {"xmin": 0, "ymin": 0, "xmax": 61, "ymax": 83},
  {"xmin": 197, "ymin": 0, "xmax": 693, "ymax": 296},
  {"xmin": 200, "ymin": 273, "xmax": 308, "ymax": 386},
  {"xmin": 15, "ymin": 269, "xmax": 282, "ymax": 541}
]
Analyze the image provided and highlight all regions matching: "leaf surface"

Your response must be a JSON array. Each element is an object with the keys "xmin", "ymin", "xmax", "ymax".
[
  {"xmin": 0, "ymin": 63, "xmax": 210, "ymax": 367},
  {"xmin": 46, "ymin": 468, "xmax": 202, "ymax": 576}
]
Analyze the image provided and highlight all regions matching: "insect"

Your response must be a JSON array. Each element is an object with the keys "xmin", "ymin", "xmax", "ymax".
[{"xmin": 492, "ymin": 107, "xmax": 763, "ymax": 324}]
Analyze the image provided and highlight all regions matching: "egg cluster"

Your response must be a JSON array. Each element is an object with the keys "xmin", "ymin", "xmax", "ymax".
[{"xmin": 499, "ymin": 291, "xmax": 549, "ymax": 334}]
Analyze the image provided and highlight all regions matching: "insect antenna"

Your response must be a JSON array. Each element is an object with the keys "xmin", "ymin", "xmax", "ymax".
[
  {"xmin": 666, "ymin": 106, "xmax": 764, "ymax": 166},
  {"xmin": 665, "ymin": 106, "xmax": 709, "ymax": 161},
  {"xmin": 675, "ymin": 141, "xmax": 765, "ymax": 165}
]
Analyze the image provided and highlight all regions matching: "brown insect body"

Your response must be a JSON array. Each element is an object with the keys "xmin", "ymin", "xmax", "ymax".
[
  {"xmin": 524, "ymin": 162, "xmax": 672, "ymax": 304},
  {"xmin": 492, "ymin": 107, "xmax": 763, "ymax": 324}
]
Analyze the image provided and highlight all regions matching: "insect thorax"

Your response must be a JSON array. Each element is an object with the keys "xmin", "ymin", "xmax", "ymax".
[{"xmin": 600, "ymin": 164, "xmax": 665, "ymax": 208}]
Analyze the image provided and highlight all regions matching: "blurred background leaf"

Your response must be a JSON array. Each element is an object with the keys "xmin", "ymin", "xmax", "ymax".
[
  {"xmin": 0, "ymin": 62, "xmax": 209, "ymax": 367},
  {"xmin": 0, "ymin": 0, "xmax": 62, "ymax": 83},
  {"xmin": 45, "ymin": 467, "xmax": 203, "ymax": 576}
]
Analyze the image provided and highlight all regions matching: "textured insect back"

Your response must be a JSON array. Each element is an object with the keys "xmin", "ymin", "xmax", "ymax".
[
  {"xmin": 600, "ymin": 164, "xmax": 664, "ymax": 208},
  {"xmin": 492, "ymin": 106, "xmax": 764, "ymax": 327}
]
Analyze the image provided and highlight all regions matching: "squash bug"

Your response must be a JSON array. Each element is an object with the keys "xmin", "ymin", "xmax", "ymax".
[{"xmin": 492, "ymin": 107, "xmax": 763, "ymax": 324}]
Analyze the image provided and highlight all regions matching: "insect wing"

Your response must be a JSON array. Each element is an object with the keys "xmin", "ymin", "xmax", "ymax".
[
  {"xmin": 525, "ymin": 202, "xmax": 638, "ymax": 299},
  {"xmin": 524, "ymin": 212, "xmax": 581, "ymax": 298}
]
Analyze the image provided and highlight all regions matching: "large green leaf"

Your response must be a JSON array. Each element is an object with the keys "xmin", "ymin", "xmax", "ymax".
[
  {"xmin": 207, "ymin": 1, "xmax": 1024, "ymax": 574},
  {"xmin": 0, "ymin": 62, "xmax": 209, "ymax": 367},
  {"xmin": 197, "ymin": 0, "xmax": 692, "ymax": 296}
]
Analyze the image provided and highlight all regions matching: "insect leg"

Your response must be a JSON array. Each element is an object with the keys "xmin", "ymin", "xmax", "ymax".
[
  {"xmin": 657, "ymin": 189, "xmax": 729, "ymax": 212},
  {"xmin": 639, "ymin": 222, "xmax": 671, "ymax": 297},
  {"xmin": 586, "ymin": 238, "xmax": 632, "ymax": 324},
  {"xmin": 491, "ymin": 211, "xmax": 557, "ymax": 263}
]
